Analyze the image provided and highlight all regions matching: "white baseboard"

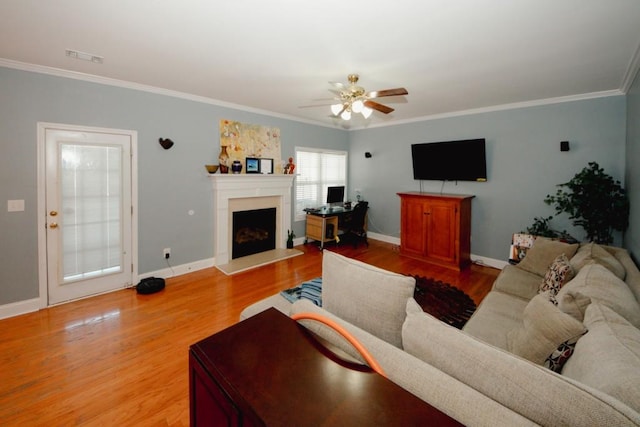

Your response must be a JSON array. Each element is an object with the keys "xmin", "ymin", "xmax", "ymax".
[
  {"xmin": 0, "ymin": 298, "xmax": 40, "ymax": 320},
  {"xmin": 0, "ymin": 246, "xmax": 505, "ymax": 320},
  {"xmin": 471, "ymin": 255, "xmax": 508, "ymax": 270},
  {"xmin": 367, "ymin": 232, "xmax": 506, "ymax": 270},
  {"xmin": 0, "ymin": 258, "xmax": 216, "ymax": 320},
  {"xmin": 140, "ymin": 257, "xmax": 216, "ymax": 281}
]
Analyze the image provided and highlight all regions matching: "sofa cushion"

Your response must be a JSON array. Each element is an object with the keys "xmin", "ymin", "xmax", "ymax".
[
  {"xmin": 562, "ymin": 303, "xmax": 640, "ymax": 413},
  {"xmin": 462, "ymin": 291, "xmax": 528, "ymax": 349},
  {"xmin": 539, "ymin": 253, "xmax": 575, "ymax": 296},
  {"xmin": 402, "ymin": 298, "xmax": 640, "ymax": 426},
  {"xmin": 492, "ymin": 264, "xmax": 542, "ymax": 300},
  {"xmin": 321, "ymin": 250, "xmax": 415, "ymax": 348},
  {"xmin": 516, "ymin": 238, "xmax": 579, "ymax": 277},
  {"xmin": 507, "ymin": 292, "xmax": 586, "ymax": 365},
  {"xmin": 570, "ymin": 242, "xmax": 626, "ymax": 280},
  {"xmin": 557, "ymin": 263, "xmax": 640, "ymax": 328}
]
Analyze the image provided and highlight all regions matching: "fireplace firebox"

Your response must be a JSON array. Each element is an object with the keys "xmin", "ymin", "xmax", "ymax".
[{"xmin": 232, "ymin": 207, "xmax": 276, "ymax": 259}]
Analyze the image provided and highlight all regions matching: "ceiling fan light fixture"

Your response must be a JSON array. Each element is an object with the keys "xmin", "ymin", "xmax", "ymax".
[
  {"xmin": 361, "ymin": 106, "xmax": 373, "ymax": 119},
  {"xmin": 351, "ymin": 99, "xmax": 364, "ymax": 113},
  {"xmin": 341, "ymin": 110, "xmax": 351, "ymax": 120},
  {"xmin": 331, "ymin": 103, "xmax": 343, "ymax": 116}
]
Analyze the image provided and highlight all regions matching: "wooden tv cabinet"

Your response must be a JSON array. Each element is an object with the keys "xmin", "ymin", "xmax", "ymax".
[
  {"xmin": 398, "ymin": 192, "xmax": 474, "ymax": 270},
  {"xmin": 189, "ymin": 308, "xmax": 462, "ymax": 426}
]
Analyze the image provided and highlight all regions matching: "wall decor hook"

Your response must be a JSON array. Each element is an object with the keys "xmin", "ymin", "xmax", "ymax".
[{"xmin": 159, "ymin": 138, "xmax": 174, "ymax": 150}]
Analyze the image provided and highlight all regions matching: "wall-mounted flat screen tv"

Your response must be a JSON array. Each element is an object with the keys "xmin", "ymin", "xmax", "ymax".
[{"xmin": 411, "ymin": 138, "xmax": 487, "ymax": 182}]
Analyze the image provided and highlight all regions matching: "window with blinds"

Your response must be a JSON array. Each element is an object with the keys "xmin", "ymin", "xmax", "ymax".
[{"xmin": 295, "ymin": 148, "xmax": 347, "ymax": 220}]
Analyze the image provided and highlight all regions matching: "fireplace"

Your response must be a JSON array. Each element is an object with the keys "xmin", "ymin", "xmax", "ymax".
[
  {"xmin": 232, "ymin": 207, "xmax": 276, "ymax": 259},
  {"xmin": 210, "ymin": 174, "xmax": 295, "ymax": 268}
]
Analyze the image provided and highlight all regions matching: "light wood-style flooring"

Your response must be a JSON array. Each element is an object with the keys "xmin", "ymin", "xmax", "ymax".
[{"xmin": 0, "ymin": 240, "xmax": 499, "ymax": 426}]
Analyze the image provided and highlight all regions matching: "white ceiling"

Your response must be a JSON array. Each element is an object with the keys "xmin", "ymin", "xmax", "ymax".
[{"xmin": 1, "ymin": 1, "xmax": 640, "ymax": 129}]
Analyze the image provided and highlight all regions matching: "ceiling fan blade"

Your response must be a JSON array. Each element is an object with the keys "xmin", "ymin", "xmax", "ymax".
[
  {"xmin": 364, "ymin": 100, "xmax": 394, "ymax": 114},
  {"xmin": 367, "ymin": 88, "xmax": 408, "ymax": 98},
  {"xmin": 329, "ymin": 81, "xmax": 346, "ymax": 90}
]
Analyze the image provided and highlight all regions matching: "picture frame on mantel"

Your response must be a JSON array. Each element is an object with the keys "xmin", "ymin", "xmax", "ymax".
[
  {"xmin": 246, "ymin": 157, "xmax": 274, "ymax": 174},
  {"xmin": 246, "ymin": 157, "xmax": 260, "ymax": 173},
  {"xmin": 260, "ymin": 158, "xmax": 274, "ymax": 174}
]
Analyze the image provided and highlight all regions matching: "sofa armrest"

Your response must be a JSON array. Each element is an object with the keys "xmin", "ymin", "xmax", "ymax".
[{"xmin": 290, "ymin": 299, "xmax": 536, "ymax": 427}]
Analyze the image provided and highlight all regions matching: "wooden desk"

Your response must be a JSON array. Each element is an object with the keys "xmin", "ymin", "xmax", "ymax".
[
  {"xmin": 304, "ymin": 207, "xmax": 364, "ymax": 249},
  {"xmin": 189, "ymin": 308, "xmax": 462, "ymax": 426}
]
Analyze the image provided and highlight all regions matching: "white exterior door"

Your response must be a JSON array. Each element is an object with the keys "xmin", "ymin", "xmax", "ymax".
[{"xmin": 40, "ymin": 124, "xmax": 135, "ymax": 305}]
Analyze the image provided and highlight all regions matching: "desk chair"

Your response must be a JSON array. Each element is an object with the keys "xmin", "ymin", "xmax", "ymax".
[{"xmin": 342, "ymin": 201, "xmax": 369, "ymax": 248}]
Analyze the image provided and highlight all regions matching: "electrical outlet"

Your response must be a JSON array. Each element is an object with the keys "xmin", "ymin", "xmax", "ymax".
[{"xmin": 163, "ymin": 248, "xmax": 171, "ymax": 259}]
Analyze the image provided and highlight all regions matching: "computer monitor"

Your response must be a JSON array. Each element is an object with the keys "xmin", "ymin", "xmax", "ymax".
[{"xmin": 326, "ymin": 186, "xmax": 345, "ymax": 207}]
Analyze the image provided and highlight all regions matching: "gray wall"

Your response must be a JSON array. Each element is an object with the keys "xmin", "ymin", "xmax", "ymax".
[
  {"xmin": 626, "ymin": 71, "xmax": 640, "ymax": 263},
  {"xmin": 0, "ymin": 65, "xmax": 635, "ymax": 308},
  {"xmin": 0, "ymin": 66, "xmax": 347, "ymax": 305},
  {"xmin": 348, "ymin": 97, "xmax": 628, "ymax": 261}
]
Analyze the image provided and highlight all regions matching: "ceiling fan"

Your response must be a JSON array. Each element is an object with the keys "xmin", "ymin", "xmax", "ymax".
[{"xmin": 329, "ymin": 74, "xmax": 408, "ymax": 120}]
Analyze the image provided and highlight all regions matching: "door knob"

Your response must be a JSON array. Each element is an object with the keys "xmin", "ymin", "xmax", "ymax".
[
  {"xmin": 50, "ymin": 210, "xmax": 58, "ymax": 216},
  {"xmin": 49, "ymin": 222, "xmax": 58, "ymax": 229}
]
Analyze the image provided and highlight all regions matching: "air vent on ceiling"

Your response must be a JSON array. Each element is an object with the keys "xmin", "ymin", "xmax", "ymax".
[{"xmin": 65, "ymin": 49, "xmax": 103, "ymax": 64}]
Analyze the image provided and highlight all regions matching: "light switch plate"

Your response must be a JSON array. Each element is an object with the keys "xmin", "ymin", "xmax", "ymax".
[{"xmin": 8, "ymin": 199, "xmax": 25, "ymax": 212}]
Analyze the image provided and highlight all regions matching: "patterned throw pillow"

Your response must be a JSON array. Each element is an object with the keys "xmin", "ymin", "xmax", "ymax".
[
  {"xmin": 544, "ymin": 332, "xmax": 586, "ymax": 373},
  {"xmin": 539, "ymin": 253, "xmax": 575, "ymax": 297}
]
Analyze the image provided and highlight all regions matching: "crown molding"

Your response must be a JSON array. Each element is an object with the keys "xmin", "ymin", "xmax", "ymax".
[
  {"xmin": 358, "ymin": 89, "xmax": 625, "ymax": 130},
  {"xmin": 620, "ymin": 42, "xmax": 640, "ymax": 94},
  {"xmin": 0, "ymin": 57, "xmax": 628, "ymax": 132},
  {"xmin": 0, "ymin": 58, "xmax": 334, "ymax": 129}
]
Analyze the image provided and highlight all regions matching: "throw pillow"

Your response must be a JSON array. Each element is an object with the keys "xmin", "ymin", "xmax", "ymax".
[
  {"xmin": 562, "ymin": 303, "xmax": 640, "ymax": 413},
  {"xmin": 507, "ymin": 292, "xmax": 587, "ymax": 365},
  {"xmin": 516, "ymin": 238, "xmax": 579, "ymax": 277},
  {"xmin": 570, "ymin": 242, "xmax": 626, "ymax": 280},
  {"xmin": 539, "ymin": 253, "xmax": 575, "ymax": 296},
  {"xmin": 321, "ymin": 250, "xmax": 415, "ymax": 348},
  {"xmin": 544, "ymin": 332, "xmax": 585, "ymax": 373},
  {"xmin": 556, "ymin": 262, "xmax": 640, "ymax": 328}
]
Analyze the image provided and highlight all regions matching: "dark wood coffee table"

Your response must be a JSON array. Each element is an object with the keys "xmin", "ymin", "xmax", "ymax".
[{"xmin": 189, "ymin": 308, "xmax": 462, "ymax": 426}]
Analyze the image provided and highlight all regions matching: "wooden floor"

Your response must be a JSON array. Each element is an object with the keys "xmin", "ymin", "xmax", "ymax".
[{"xmin": 0, "ymin": 240, "xmax": 499, "ymax": 426}]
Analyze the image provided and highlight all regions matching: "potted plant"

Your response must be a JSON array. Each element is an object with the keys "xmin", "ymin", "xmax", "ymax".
[
  {"xmin": 286, "ymin": 229, "xmax": 295, "ymax": 249},
  {"xmin": 523, "ymin": 216, "xmax": 577, "ymax": 242},
  {"xmin": 543, "ymin": 162, "xmax": 629, "ymax": 244}
]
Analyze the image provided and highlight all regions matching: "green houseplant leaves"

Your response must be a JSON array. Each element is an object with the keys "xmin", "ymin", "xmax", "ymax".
[{"xmin": 543, "ymin": 162, "xmax": 629, "ymax": 244}]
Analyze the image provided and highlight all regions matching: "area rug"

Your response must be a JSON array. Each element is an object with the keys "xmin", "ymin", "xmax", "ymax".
[
  {"xmin": 411, "ymin": 275, "xmax": 477, "ymax": 329},
  {"xmin": 281, "ymin": 275, "xmax": 476, "ymax": 329}
]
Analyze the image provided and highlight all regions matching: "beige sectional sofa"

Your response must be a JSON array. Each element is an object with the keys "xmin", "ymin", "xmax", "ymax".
[{"xmin": 240, "ymin": 244, "xmax": 640, "ymax": 426}]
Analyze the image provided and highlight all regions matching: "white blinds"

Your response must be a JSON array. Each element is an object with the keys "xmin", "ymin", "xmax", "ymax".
[
  {"xmin": 295, "ymin": 148, "xmax": 347, "ymax": 219},
  {"xmin": 61, "ymin": 144, "xmax": 122, "ymax": 281}
]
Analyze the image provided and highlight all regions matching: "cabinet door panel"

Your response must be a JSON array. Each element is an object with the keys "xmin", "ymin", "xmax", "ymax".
[
  {"xmin": 401, "ymin": 199, "xmax": 427, "ymax": 256},
  {"xmin": 426, "ymin": 202, "xmax": 457, "ymax": 263}
]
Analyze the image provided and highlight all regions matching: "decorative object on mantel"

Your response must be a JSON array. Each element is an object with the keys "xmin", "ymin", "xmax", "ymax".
[
  {"xmin": 219, "ymin": 119, "xmax": 282, "ymax": 174},
  {"xmin": 158, "ymin": 138, "xmax": 174, "ymax": 150},
  {"xmin": 205, "ymin": 164, "xmax": 219, "ymax": 174},
  {"xmin": 283, "ymin": 156, "xmax": 295, "ymax": 174},
  {"xmin": 231, "ymin": 160, "xmax": 243, "ymax": 174},
  {"xmin": 218, "ymin": 145, "xmax": 230, "ymax": 173}
]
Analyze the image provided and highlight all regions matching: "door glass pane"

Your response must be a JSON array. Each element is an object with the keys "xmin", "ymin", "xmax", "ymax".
[{"xmin": 60, "ymin": 144, "xmax": 122, "ymax": 282}]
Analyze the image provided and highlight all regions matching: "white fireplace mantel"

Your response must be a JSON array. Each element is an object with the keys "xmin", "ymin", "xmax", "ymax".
[{"xmin": 210, "ymin": 174, "xmax": 295, "ymax": 266}]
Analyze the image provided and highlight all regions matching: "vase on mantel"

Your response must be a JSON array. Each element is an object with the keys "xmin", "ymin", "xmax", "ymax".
[{"xmin": 218, "ymin": 145, "xmax": 229, "ymax": 174}]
